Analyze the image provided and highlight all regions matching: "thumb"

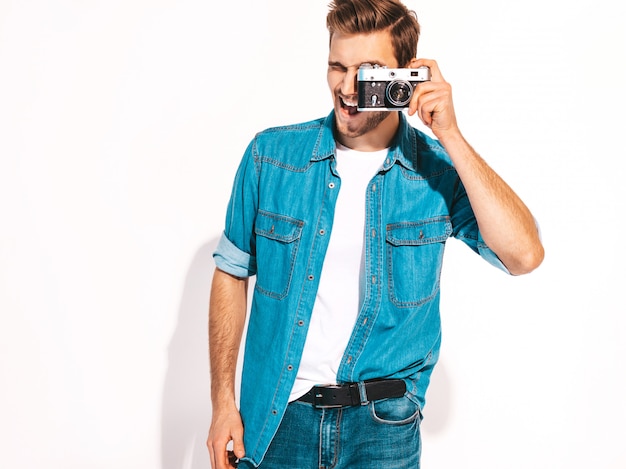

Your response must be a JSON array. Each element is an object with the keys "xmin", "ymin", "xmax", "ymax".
[{"xmin": 232, "ymin": 431, "xmax": 246, "ymax": 458}]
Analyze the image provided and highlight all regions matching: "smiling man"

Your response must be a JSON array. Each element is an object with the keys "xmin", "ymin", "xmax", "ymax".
[
  {"xmin": 329, "ymin": 31, "xmax": 401, "ymax": 150},
  {"xmin": 206, "ymin": 1, "xmax": 544, "ymax": 468}
]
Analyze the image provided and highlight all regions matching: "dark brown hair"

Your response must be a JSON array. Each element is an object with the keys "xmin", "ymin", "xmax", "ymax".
[{"xmin": 326, "ymin": 0, "xmax": 420, "ymax": 67}]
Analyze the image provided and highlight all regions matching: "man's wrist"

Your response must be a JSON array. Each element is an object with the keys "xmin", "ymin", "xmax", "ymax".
[{"xmin": 434, "ymin": 125, "xmax": 464, "ymax": 147}]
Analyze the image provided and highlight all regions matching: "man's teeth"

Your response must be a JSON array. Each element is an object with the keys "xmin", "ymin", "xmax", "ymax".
[{"xmin": 342, "ymin": 98, "xmax": 357, "ymax": 107}]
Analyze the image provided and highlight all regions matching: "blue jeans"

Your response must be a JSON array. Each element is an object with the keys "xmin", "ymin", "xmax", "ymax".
[{"xmin": 238, "ymin": 395, "xmax": 422, "ymax": 468}]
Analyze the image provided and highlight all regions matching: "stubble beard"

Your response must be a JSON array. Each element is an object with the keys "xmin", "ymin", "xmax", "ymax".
[{"xmin": 337, "ymin": 110, "xmax": 390, "ymax": 140}]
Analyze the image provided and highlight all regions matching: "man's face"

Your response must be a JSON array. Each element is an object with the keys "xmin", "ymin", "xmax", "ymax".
[{"xmin": 327, "ymin": 30, "xmax": 399, "ymax": 147}]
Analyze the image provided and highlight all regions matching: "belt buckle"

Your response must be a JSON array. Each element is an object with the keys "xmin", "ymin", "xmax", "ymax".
[{"xmin": 313, "ymin": 385, "xmax": 344, "ymax": 409}]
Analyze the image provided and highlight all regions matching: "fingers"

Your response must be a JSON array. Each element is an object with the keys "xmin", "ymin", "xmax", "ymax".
[
  {"xmin": 207, "ymin": 408, "xmax": 246, "ymax": 468},
  {"xmin": 207, "ymin": 441, "xmax": 233, "ymax": 469},
  {"xmin": 406, "ymin": 58, "xmax": 458, "ymax": 135},
  {"xmin": 411, "ymin": 83, "xmax": 452, "ymax": 125},
  {"xmin": 232, "ymin": 432, "xmax": 246, "ymax": 459},
  {"xmin": 408, "ymin": 58, "xmax": 444, "ymax": 82},
  {"xmin": 407, "ymin": 58, "xmax": 444, "ymax": 117},
  {"xmin": 207, "ymin": 434, "xmax": 245, "ymax": 469},
  {"xmin": 207, "ymin": 435, "xmax": 224, "ymax": 469}
]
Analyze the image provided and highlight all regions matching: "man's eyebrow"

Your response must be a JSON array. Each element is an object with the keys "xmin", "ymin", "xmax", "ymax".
[{"xmin": 328, "ymin": 60, "xmax": 386, "ymax": 68}]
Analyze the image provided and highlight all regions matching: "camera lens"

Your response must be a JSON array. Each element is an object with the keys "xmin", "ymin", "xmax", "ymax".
[{"xmin": 386, "ymin": 80, "xmax": 413, "ymax": 106}]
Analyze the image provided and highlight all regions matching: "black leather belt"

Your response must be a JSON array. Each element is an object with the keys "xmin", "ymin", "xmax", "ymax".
[{"xmin": 297, "ymin": 379, "xmax": 406, "ymax": 408}]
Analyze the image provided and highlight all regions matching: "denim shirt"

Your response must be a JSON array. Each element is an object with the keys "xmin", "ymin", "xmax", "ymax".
[{"xmin": 213, "ymin": 110, "xmax": 508, "ymax": 466}]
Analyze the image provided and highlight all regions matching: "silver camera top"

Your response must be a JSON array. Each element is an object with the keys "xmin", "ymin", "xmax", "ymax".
[{"xmin": 357, "ymin": 63, "xmax": 431, "ymax": 82}]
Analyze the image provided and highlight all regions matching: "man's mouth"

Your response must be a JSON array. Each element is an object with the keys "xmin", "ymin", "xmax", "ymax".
[{"xmin": 340, "ymin": 96, "xmax": 359, "ymax": 115}]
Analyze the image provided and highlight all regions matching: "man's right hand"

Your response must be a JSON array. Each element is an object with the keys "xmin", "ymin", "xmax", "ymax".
[{"xmin": 207, "ymin": 407, "xmax": 246, "ymax": 469}]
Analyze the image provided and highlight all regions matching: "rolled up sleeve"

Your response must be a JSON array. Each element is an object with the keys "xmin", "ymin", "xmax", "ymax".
[{"xmin": 213, "ymin": 232, "xmax": 257, "ymax": 278}]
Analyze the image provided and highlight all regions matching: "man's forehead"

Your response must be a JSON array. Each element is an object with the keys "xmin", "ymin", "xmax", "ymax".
[{"xmin": 328, "ymin": 31, "xmax": 398, "ymax": 68}]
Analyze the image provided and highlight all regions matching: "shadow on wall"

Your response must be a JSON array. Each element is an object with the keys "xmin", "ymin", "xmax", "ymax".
[
  {"xmin": 160, "ymin": 238, "xmax": 453, "ymax": 468},
  {"xmin": 161, "ymin": 239, "xmax": 218, "ymax": 469}
]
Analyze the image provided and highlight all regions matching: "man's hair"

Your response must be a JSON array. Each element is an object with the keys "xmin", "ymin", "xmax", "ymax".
[{"xmin": 326, "ymin": 0, "xmax": 420, "ymax": 67}]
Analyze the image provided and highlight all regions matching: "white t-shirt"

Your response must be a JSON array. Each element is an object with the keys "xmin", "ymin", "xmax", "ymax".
[{"xmin": 289, "ymin": 143, "xmax": 387, "ymax": 401}]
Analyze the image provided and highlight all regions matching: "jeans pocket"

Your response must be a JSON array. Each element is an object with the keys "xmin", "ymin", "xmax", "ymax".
[{"xmin": 370, "ymin": 395, "xmax": 422, "ymax": 426}]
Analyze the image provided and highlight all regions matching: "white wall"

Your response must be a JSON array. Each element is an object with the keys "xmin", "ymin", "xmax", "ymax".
[{"xmin": 1, "ymin": 1, "xmax": 624, "ymax": 468}]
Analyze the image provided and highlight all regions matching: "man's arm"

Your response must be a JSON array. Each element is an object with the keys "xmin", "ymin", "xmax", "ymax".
[
  {"xmin": 207, "ymin": 267, "xmax": 248, "ymax": 468},
  {"xmin": 409, "ymin": 59, "xmax": 544, "ymax": 275}
]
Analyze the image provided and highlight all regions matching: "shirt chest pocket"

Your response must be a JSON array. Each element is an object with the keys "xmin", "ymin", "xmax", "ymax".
[
  {"xmin": 385, "ymin": 217, "xmax": 452, "ymax": 308},
  {"xmin": 254, "ymin": 210, "xmax": 304, "ymax": 300}
]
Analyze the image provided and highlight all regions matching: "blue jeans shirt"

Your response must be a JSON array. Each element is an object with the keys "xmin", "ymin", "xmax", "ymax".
[{"xmin": 213, "ymin": 110, "xmax": 508, "ymax": 466}]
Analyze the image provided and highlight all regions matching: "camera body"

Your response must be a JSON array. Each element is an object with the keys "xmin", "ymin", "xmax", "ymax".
[{"xmin": 357, "ymin": 64, "xmax": 430, "ymax": 111}]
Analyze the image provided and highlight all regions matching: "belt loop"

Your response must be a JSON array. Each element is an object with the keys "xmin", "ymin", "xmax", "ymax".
[{"xmin": 357, "ymin": 381, "xmax": 369, "ymax": 405}]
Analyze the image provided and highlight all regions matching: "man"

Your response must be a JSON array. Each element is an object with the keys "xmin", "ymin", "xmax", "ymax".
[{"xmin": 207, "ymin": 0, "xmax": 544, "ymax": 467}]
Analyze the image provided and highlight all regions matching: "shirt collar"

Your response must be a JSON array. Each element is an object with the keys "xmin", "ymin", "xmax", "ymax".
[
  {"xmin": 386, "ymin": 112, "xmax": 419, "ymax": 172},
  {"xmin": 313, "ymin": 111, "xmax": 421, "ymax": 172},
  {"xmin": 310, "ymin": 111, "xmax": 338, "ymax": 162}
]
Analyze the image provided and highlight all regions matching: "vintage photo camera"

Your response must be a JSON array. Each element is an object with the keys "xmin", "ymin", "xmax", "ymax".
[{"xmin": 357, "ymin": 64, "xmax": 431, "ymax": 111}]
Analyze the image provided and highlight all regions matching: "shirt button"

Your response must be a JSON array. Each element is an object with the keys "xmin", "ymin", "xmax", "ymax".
[
  {"xmin": 298, "ymin": 320, "xmax": 304, "ymax": 326},
  {"xmin": 319, "ymin": 229, "xmax": 326, "ymax": 235},
  {"xmin": 372, "ymin": 184, "xmax": 376, "ymax": 192},
  {"xmin": 328, "ymin": 182, "xmax": 336, "ymax": 189},
  {"xmin": 287, "ymin": 365, "xmax": 294, "ymax": 371},
  {"xmin": 371, "ymin": 275, "xmax": 377, "ymax": 284},
  {"xmin": 371, "ymin": 229, "xmax": 376, "ymax": 238},
  {"xmin": 308, "ymin": 275, "xmax": 314, "ymax": 281}
]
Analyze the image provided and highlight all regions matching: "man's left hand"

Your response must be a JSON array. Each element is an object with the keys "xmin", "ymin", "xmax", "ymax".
[{"xmin": 408, "ymin": 58, "xmax": 459, "ymax": 139}]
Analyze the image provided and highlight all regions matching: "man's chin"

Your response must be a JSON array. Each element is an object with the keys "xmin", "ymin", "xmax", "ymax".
[{"xmin": 335, "ymin": 108, "xmax": 390, "ymax": 139}]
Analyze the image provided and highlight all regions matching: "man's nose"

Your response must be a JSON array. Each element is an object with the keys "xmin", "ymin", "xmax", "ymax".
[{"xmin": 341, "ymin": 69, "xmax": 358, "ymax": 95}]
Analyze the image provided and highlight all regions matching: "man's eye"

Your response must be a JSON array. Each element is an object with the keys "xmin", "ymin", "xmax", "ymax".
[{"xmin": 329, "ymin": 65, "xmax": 347, "ymax": 72}]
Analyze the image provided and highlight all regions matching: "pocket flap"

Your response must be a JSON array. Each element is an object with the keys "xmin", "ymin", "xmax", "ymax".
[
  {"xmin": 386, "ymin": 217, "xmax": 451, "ymax": 246},
  {"xmin": 255, "ymin": 210, "xmax": 304, "ymax": 243}
]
